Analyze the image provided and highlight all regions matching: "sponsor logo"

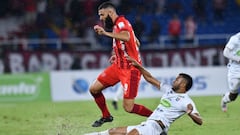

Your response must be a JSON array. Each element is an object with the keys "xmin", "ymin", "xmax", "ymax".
[
  {"xmin": 0, "ymin": 76, "xmax": 42, "ymax": 101},
  {"xmin": 236, "ymin": 50, "xmax": 240, "ymax": 56},
  {"xmin": 160, "ymin": 99, "xmax": 171, "ymax": 108},
  {"xmin": 0, "ymin": 82, "xmax": 37, "ymax": 95},
  {"xmin": 138, "ymin": 75, "xmax": 207, "ymax": 92},
  {"xmin": 72, "ymin": 79, "xmax": 89, "ymax": 94}
]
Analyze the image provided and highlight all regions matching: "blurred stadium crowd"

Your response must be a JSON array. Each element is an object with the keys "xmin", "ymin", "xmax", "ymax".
[
  {"xmin": 0, "ymin": 0, "xmax": 239, "ymax": 51},
  {"xmin": 0, "ymin": 0, "xmax": 239, "ymax": 73}
]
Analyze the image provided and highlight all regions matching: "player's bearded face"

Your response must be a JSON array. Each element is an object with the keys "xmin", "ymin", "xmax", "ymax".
[{"xmin": 104, "ymin": 15, "xmax": 114, "ymax": 31}]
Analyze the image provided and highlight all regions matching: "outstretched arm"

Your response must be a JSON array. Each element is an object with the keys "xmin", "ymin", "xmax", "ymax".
[
  {"xmin": 186, "ymin": 104, "xmax": 203, "ymax": 125},
  {"xmin": 126, "ymin": 56, "xmax": 160, "ymax": 89}
]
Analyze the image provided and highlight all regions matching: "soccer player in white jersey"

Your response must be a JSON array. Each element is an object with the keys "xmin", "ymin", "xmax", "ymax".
[
  {"xmin": 221, "ymin": 32, "xmax": 240, "ymax": 112},
  {"xmin": 84, "ymin": 56, "xmax": 203, "ymax": 135},
  {"xmin": 111, "ymin": 83, "xmax": 123, "ymax": 110}
]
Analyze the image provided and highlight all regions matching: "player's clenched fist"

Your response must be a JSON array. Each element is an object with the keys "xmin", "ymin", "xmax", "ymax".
[{"xmin": 94, "ymin": 25, "xmax": 105, "ymax": 35}]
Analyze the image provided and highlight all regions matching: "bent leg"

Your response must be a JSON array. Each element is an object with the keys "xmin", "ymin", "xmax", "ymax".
[
  {"xmin": 90, "ymin": 65, "xmax": 120, "ymax": 127},
  {"xmin": 90, "ymin": 80, "xmax": 111, "ymax": 118},
  {"xmin": 127, "ymin": 129, "xmax": 139, "ymax": 135},
  {"xmin": 223, "ymin": 78, "xmax": 240, "ymax": 103},
  {"xmin": 121, "ymin": 69, "xmax": 152, "ymax": 117},
  {"xmin": 90, "ymin": 80, "xmax": 114, "ymax": 127},
  {"xmin": 123, "ymin": 98, "xmax": 152, "ymax": 117},
  {"xmin": 221, "ymin": 78, "xmax": 240, "ymax": 112},
  {"xmin": 109, "ymin": 127, "xmax": 128, "ymax": 135}
]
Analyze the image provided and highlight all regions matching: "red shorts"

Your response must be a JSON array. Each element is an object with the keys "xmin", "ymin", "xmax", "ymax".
[{"xmin": 97, "ymin": 64, "xmax": 141, "ymax": 99}]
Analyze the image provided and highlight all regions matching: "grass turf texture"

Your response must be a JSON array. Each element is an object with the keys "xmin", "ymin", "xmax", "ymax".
[{"xmin": 0, "ymin": 96, "xmax": 239, "ymax": 135}]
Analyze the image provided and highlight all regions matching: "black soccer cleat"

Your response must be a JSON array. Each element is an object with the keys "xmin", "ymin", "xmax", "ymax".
[
  {"xmin": 112, "ymin": 101, "xmax": 118, "ymax": 110},
  {"xmin": 91, "ymin": 116, "xmax": 114, "ymax": 127}
]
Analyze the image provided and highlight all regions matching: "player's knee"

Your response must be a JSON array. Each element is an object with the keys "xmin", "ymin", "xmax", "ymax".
[
  {"xmin": 108, "ymin": 128, "xmax": 114, "ymax": 134},
  {"xmin": 89, "ymin": 85, "xmax": 96, "ymax": 94},
  {"xmin": 123, "ymin": 104, "xmax": 133, "ymax": 113},
  {"xmin": 89, "ymin": 84, "xmax": 101, "ymax": 94},
  {"xmin": 127, "ymin": 129, "xmax": 139, "ymax": 135},
  {"xmin": 109, "ymin": 128, "xmax": 120, "ymax": 134}
]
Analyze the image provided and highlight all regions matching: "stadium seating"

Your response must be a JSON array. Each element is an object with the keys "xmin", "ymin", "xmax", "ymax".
[{"xmin": 0, "ymin": 0, "xmax": 239, "ymax": 49}]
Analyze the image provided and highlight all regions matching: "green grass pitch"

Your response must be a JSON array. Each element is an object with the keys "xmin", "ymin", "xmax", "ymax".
[{"xmin": 0, "ymin": 96, "xmax": 239, "ymax": 135}]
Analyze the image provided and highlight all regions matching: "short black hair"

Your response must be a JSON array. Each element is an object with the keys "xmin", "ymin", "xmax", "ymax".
[
  {"xmin": 98, "ymin": 1, "xmax": 116, "ymax": 11},
  {"xmin": 179, "ymin": 73, "xmax": 193, "ymax": 91}
]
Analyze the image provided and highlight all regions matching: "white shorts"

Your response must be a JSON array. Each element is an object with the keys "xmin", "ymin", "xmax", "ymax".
[{"xmin": 127, "ymin": 120, "xmax": 163, "ymax": 135}]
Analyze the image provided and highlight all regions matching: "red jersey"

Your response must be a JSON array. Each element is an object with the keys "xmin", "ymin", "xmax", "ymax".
[
  {"xmin": 112, "ymin": 16, "xmax": 141, "ymax": 69},
  {"xmin": 168, "ymin": 19, "xmax": 181, "ymax": 36}
]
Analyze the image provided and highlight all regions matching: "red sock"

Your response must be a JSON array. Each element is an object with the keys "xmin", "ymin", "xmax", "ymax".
[
  {"xmin": 91, "ymin": 92, "xmax": 111, "ymax": 118},
  {"xmin": 131, "ymin": 104, "xmax": 153, "ymax": 117}
]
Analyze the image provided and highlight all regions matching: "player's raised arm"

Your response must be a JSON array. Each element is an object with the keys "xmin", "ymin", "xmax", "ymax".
[{"xmin": 126, "ymin": 56, "xmax": 160, "ymax": 89}]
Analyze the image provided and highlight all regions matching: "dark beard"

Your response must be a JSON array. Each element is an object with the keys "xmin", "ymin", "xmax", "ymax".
[
  {"xmin": 104, "ymin": 15, "xmax": 114, "ymax": 31},
  {"xmin": 172, "ymin": 87, "xmax": 177, "ymax": 92}
]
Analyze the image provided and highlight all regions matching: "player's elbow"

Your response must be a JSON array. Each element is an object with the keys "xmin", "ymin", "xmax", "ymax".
[
  {"xmin": 122, "ymin": 35, "xmax": 130, "ymax": 42},
  {"xmin": 120, "ymin": 31, "xmax": 130, "ymax": 41},
  {"xmin": 143, "ymin": 76, "xmax": 152, "ymax": 83}
]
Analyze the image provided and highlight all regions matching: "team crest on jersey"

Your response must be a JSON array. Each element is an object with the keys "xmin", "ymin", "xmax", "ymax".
[
  {"xmin": 118, "ymin": 22, "xmax": 125, "ymax": 29},
  {"xmin": 176, "ymin": 97, "xmax": 181, "ymax": 101}
]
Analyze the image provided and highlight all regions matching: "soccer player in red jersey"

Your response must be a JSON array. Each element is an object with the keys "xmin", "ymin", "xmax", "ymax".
[{"xmin": 90, "ymin": 2, "xmax": 153, "ymax": 127}]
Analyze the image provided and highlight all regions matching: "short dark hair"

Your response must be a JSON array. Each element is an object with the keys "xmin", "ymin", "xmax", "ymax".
[
  {"xmin": 98, "ymin": 1, "xmax": 116, "ymax": 11},
  {"xmin": 179, "ymin": 73, "xmax": 193, "ymax": 91}
]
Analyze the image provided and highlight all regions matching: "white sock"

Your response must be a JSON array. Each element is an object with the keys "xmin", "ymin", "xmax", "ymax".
[
  {"xmin": 83, "ymin": 132, "xmax": 99, "ymax": 135},
  {"xmin": 222, "ymin": 92, "xmax": 231, "ymax": 103},
  {"xmin": 99, "ymin": 130, "xmax": 109, "ymax": 135}
]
